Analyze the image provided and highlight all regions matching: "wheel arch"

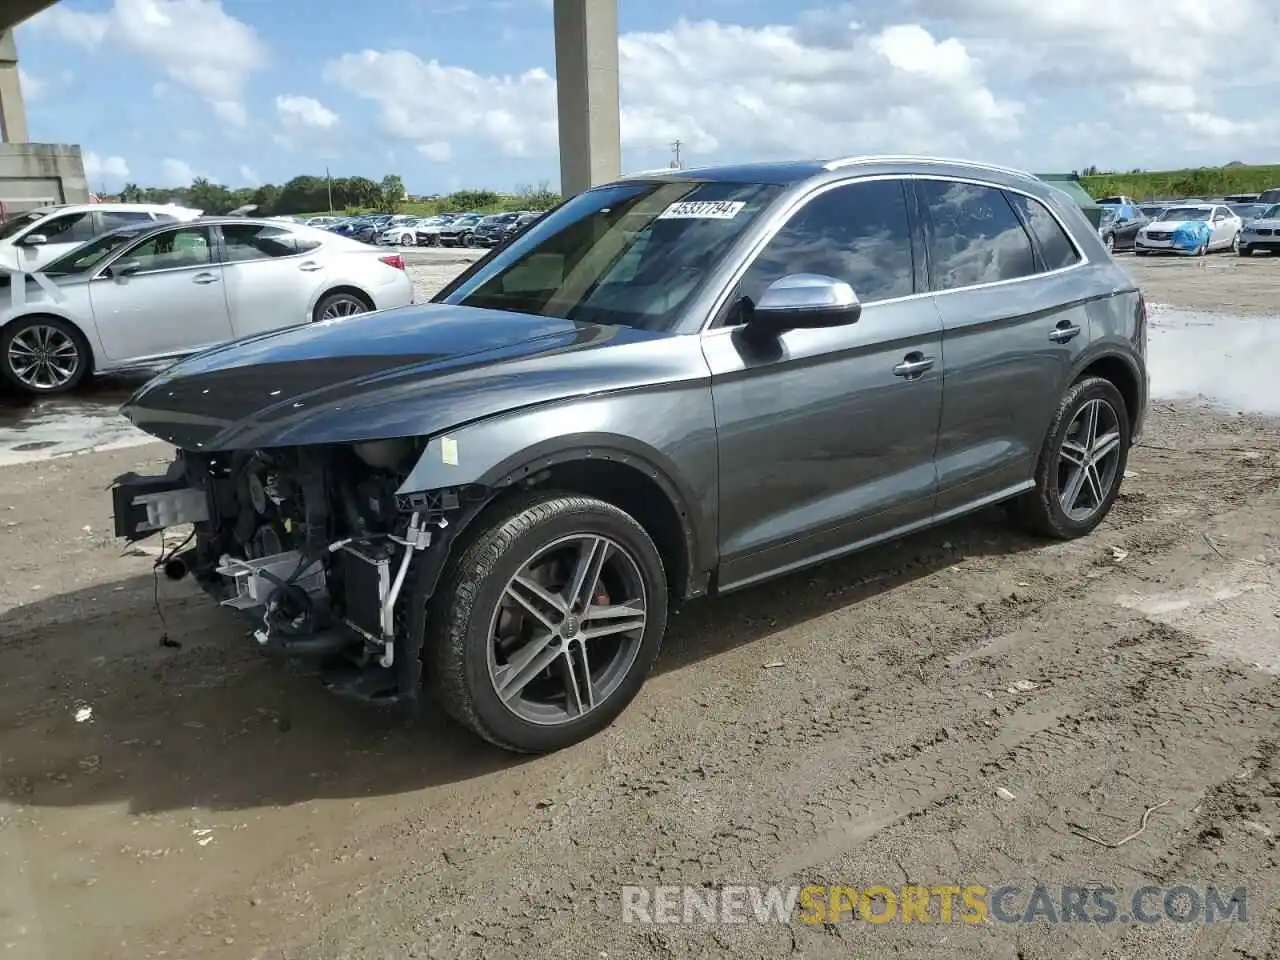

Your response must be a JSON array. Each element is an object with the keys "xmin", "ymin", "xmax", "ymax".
[
  {"xmin": 1071, "ymin": 350, "xmax": 1143, "ymax": 439},
  {"xmin": 399, "ymin": 431, "xmax": 711, "ymax": 603},
  {"xmin": 311, "ymin": 285, "xmax": 375, "ymax": 320},
  {"xmin": 0, "ymin": 310, "xmax": 100, "ymax": 375}
]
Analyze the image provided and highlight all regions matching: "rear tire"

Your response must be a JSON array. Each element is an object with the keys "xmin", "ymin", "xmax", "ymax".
[
  {"xmin": 425, "ymin": 492, "xmax": 669, "ymax": 753},
  {"xmin": 1013, "ymin": 376, "xmax": 1131, "ymax": 540},
  {"xmin": 0, "ymin": 315, "xmax": 91, "ymax": 395},
  {"xmin": 312, "ymin": 291, "xmax": 372, "ymax": 322}
]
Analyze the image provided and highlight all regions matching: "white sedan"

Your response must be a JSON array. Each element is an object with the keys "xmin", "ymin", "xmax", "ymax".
[
  {"xmin": 0, "ymin": 217, "xmax": 415, "ymax": 394},
  {"xmin": 1134, "ymin": 203, "xmax": 1242, "ymax": 256}
]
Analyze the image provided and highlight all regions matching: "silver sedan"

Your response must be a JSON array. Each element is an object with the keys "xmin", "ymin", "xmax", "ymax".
[{"xmin": 0, "ymin": 217, "xmax": 415, "ymax": 394}]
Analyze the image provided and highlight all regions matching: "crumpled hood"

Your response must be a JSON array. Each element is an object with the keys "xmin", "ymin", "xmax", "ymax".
[{"xmin": 120, "ymin": 301, "xmax": 677, "ymax": 451}]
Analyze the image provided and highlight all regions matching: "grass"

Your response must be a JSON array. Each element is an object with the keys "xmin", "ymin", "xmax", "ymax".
[{"xmin": 1079, "ymin": 164, "xmax": 1280, "ymax": 200}]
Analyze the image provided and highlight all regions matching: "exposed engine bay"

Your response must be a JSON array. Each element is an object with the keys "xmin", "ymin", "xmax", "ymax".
[{"xmin": 111, "ymin": 438, "xmax": 478, "ymax": 702}]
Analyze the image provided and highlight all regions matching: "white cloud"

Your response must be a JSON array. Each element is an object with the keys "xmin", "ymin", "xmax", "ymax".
[
  {"xmin": 160, "ymin": 157, "xmax": 197, "ymax": 186},
  {"xmin": 238, "ymin": 164, "xmax": 260, "ymax": 186},
  {"xmin": 28, "ymin": 0, "xmax": 267, "ymax": 128},
  {"xmin": 326, "ymin": 17, "xmax": 1018, "ymax": 169},
  {"xmin": 83, "ymin": 151, "xmax": 131, "ymax": 185},
  {"xmin": 275, "ymin": 94, "xmax": 339, "ymax": 134},
  {"xmin": 17, "ymin": 68, "xmax": 45, "ymax": 99}
]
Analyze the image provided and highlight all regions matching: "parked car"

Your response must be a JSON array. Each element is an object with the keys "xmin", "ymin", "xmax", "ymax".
[
  {"xmin": 1134, "ymin": 203, "xmax": 1241, "ymax": 256},
  {"xmin": 467, "ymin": 212, "xmax": 524, "ymax": 247},
  {"xmin": 434, "ymin": 214, "xmax": 484, "ymax": 247},
  {"xmin": 1229, "ymin": 203, "xmax": 1266, "ymax": 223},
  {"xmin": 1098, "ymin": 206, "xmax": 1149, "ymax": 252},
  {"xmin": 413, "ymin": 215, "xmax": 458, "ymax": 246},
  {"xmin": 1256, "ymin": 186, "xmax": 1280, "ymax": 205},
  {"xmin": 1223, "ymin": 193, "xmax": 1259, "ymax": 203},
  {"xmin": 111, "ymin": 155, "xmax": 1148, "ymax": 754},
  {"xmin": 0, "ymin": 203, "xmax": 202, "ymax": 272},
  {"xmin": 307, "ymin": 216, "xmax": 344, "ymax": 229},
  {"xmin": 1095, "ymin": 195, "xmax": 1137, "ymax": 207},
  {"xmin": 377, "ymin": 219, "xmax": 430, "ymax": 246},
  {"xmin": 1237, "ymin": 203, "xmax": 1280, "ymax": 256},
  {"xmin": 0, "ymin": 217, "xmax": 413, "ymax": 395}
]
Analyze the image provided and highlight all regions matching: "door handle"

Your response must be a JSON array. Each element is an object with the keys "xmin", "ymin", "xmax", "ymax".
[
  {"xmin": 192, "ymin": 272, "xmax": 219, "ymax": 284},
  {"xmin": 1049, "ymin": 323, "xmax": 1081, "ymax": 343},
  {"xmin": 298, "ymin": 261, "xmax": 324, "ymax": 272},
  {"xmin": 893, "ymin": 353, "xmax": 935, "ymax": 378}
]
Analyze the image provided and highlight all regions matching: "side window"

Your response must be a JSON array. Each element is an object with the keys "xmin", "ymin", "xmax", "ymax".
[
  {"xmin": 122, "ymin": 226, "xmax": 213, "ymax": 273},
  {"xmin": 222, "ymin": 224, "xmax": 300, "ymax": 262},
  {"xmin": 39, "ymin": 212, "xmax": 97, "ymax": 244},
  {"xmin": 294, "ymin": 236, "xmax": 322, "ymax": 254},
  {"xmin": 100, "ymin": 211, "xmax": 156, "ymax": 230},
  {"xmin": 918, "ymin": 180, "xmax": 1037, "ymax": 291},
  {"xmin": 1005, "ymin": 192, "xmax": 1081, "ymax": 272},
  {"xmin": 738, "ymin": 178, "xmax": 915, "ymax": 309}
]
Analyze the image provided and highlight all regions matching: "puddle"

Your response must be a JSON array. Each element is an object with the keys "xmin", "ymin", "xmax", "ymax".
[
  {"xmin": 0, "ymin": 379, "xmax": 152, "ymax": 468},
  {"xmin": 1146, "ymin": 305, "xmax": 1280, "ymax": 415}
]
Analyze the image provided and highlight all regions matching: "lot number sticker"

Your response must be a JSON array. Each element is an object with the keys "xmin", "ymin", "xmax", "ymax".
[{"xmin": 657, "ymin": 200, "xmax": 746, "ymax": 220}]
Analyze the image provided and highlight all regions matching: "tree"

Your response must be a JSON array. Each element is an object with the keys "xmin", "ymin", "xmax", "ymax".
[{"xmin": 380, "ymin": 174, "xmax": 406, "ymax": 213}]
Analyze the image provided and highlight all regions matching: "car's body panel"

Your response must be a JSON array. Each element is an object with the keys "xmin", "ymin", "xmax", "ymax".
[
  {"xmin": 702, "ymin": 298, "xmax": 944, "ymax": 591},
  {"xmin": 119, "ymin": 304, "xmax": 699, "ymax": 451}
]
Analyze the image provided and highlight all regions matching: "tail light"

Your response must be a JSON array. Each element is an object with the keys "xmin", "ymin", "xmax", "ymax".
[{"xmin": 379, "ymin": 254, "xmax": 406, "ymax": 271}]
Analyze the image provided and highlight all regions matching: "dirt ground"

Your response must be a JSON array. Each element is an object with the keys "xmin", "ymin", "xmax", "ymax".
[{"xmin": 1, "ymin": 255, "xmax": 1277, "ymax": 960}]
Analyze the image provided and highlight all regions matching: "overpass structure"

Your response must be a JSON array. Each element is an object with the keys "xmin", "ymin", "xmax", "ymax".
[
  {"xmin": 0, "ymin": 0, "xmax": 620, "ymax": 203},
  {"xmin": 1, "ymin": 0, "xmax": 89, "ymax": 210}
]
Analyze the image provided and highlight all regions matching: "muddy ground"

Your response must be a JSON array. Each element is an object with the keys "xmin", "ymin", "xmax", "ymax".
[{"xmin": 0, "ymin": 255, "xmax": 1277, "ymax": 960}]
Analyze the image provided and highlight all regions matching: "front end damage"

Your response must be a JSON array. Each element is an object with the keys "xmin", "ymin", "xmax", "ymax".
[{"xmin": 111, "ymin": 439, "xmax": 484, "ymax": 705}]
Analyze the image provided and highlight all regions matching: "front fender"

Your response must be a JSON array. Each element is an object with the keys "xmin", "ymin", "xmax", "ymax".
[{"xmin": 395, "ymin": 384, "xmax": 719, "ymax": 576}]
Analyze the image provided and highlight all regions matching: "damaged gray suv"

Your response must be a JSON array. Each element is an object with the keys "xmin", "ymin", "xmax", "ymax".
[{"xmin": 113, "ymin": 155, "xmax": 1149, "ymax": 754}]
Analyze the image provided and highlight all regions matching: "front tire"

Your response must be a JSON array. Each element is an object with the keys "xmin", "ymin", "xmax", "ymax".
[
  {"xmin": 0, "ymin": 316, "xmax": 91, "ymax": 395},
  {"xmin": 425, "ymin": 493, "xmax": 669, "ymax": 753},
  {"xmin": 1013, "ymin": 376, "xmax": 1131, "ymax": 540}
]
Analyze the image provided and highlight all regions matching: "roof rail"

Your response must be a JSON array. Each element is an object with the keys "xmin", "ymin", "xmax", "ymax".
[{"xmin": 822, "ymin": 154, "xmax": 1039, "ymax": 182}]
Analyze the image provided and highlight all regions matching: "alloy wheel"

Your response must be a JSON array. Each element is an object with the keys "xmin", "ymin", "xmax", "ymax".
[
  {"xmin": 6, "ymin": 324, "xmax": 81, "ymax": 391},
  {"xmin": 1056, "ymin": 398, "xmax": 1122, "ymax": 523},
  {"xmin": 320, "ymin": 296, "xmax": 367, "ymax": 320},
  {"xmin": 487, "ymin": 534, "xmax": 648, "ymax": 726}
]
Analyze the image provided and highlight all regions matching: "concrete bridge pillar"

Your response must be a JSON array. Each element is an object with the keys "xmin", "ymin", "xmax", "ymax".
[
  {"xmin": 0, "ymin": 30, "xmax": 29, "ymax": 143},
  {"xmin": 553, "ymin": 0, "xmax": 621, "ymax": 197}
]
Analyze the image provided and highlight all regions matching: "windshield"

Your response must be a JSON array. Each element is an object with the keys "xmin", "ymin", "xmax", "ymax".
[
  {"xmin": 440, "ymin": 179, "xmax": 783, "ymax": 332},
  {"xmin": 0, "ymin": 210, "xmax": 46, "ymax": 242},
  {"xmin": 1262, "ymin": 204, "xmax": 1280, "ymax": 220},
  {"xmin": 1158, "ymin": 207, "xmax": 1211, "ymax": 221},
  {"xmin": 42, "ymin": 227, "xmax": 146, "ymax": 275}
]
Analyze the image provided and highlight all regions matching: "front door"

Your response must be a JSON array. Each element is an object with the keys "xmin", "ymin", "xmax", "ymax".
[
  {"xmin": 702, "ymin": 177, "xmax": 944, "ymax": 591},
  {"xmin": 88, "ymin": 224, "xmax": 232, "ymax": 362},
  {"xmin": 918, "ymin": 179, "xmax": 1093, "ymax": 513}
]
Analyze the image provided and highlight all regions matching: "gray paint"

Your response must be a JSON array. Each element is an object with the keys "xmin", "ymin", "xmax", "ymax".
[{"xmin": 124, "ymin": 156, "xmax": 1149, "ymax": 601}]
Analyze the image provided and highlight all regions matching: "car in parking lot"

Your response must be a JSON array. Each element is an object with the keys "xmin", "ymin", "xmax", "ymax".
[
  {"xmin": 433, "ymin": 213, "xmax": 484, "ymax": 247},
  {"xmin": 1237, "ymin": 203, "xmax": 1280, "ymax": 256},
  {"xmin": 1099, "ymin": 205, "xmax": 1149, "ymax": 252},
  {"xmin": 0, "ymin": 217, "xmax": 413, "ymax": 394},
  {"xmin": 113, "ymin": 155, "xmax": 1147, "ymax": 754},
  {"xmin": 1134, "ymin": 203, "xmax": 1241, "ymax": 256},
  {"xmin": 466, "ymin": 212, "xmax": 527, "ymax": 247},
  {"xmin": 0, "ymin": 202, "xmax": 202, "ymax": 272}
]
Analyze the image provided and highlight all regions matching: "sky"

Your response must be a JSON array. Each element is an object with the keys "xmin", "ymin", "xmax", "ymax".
[{"xmin": 13, "ymin": 0, "xmax": 1280, "ymax": 196}]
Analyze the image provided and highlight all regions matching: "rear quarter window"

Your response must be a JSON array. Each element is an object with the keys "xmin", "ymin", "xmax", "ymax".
[{"xmin": 1005, "ymin": 192, "xmax": 1082, "ymax": 272}]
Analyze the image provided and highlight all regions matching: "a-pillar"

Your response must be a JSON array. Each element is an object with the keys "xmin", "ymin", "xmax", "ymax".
[
  {"xmin": 0, "ymin": 29, "xmax": 29, "ymax": 144},
  {"xmin": 553, "ymin": 0, "xmax": 620, "ymax": 197}
]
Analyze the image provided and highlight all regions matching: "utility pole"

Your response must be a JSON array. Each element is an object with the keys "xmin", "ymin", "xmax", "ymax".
[
  {"xmin": 326, "ymin": 166, "xmax": 334, "ymax": 212},
  {"xmin": 670, "ymin": 139, "xmax": 682, "ymax": 169}
]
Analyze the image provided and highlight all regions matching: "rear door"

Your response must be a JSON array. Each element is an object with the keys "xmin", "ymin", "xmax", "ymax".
[
  {"xmin": 216, "ymin": 222, "xmax": 326, "ymax": 336},
  {"xmin": 702, "ymin": 176, "xmax": 946, "ymax": 590},
  {"xmin": 917, "ymin": 178, "xmax": 1091, "ymax": 513},
  {"xmin": 88, "ymin": 224, "xmax": 231, "ymax": 362}
]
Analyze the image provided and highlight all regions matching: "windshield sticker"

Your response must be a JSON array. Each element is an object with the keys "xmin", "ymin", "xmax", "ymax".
[{"xmin": 657, "ymin": 200, "xmax": 746, "ymax": 220}]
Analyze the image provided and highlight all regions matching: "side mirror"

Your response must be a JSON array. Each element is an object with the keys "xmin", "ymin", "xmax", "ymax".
[
  {"xmin": 19, "ymin": 233, "xmax": 48, "ymax": 247},
  {"xmin": 746, "ymin": 274, "xmax": 862, "ymax": 335},
  {"xmin": 110, "ymin": 259, "xmax": 143, "ymax": 278}
]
